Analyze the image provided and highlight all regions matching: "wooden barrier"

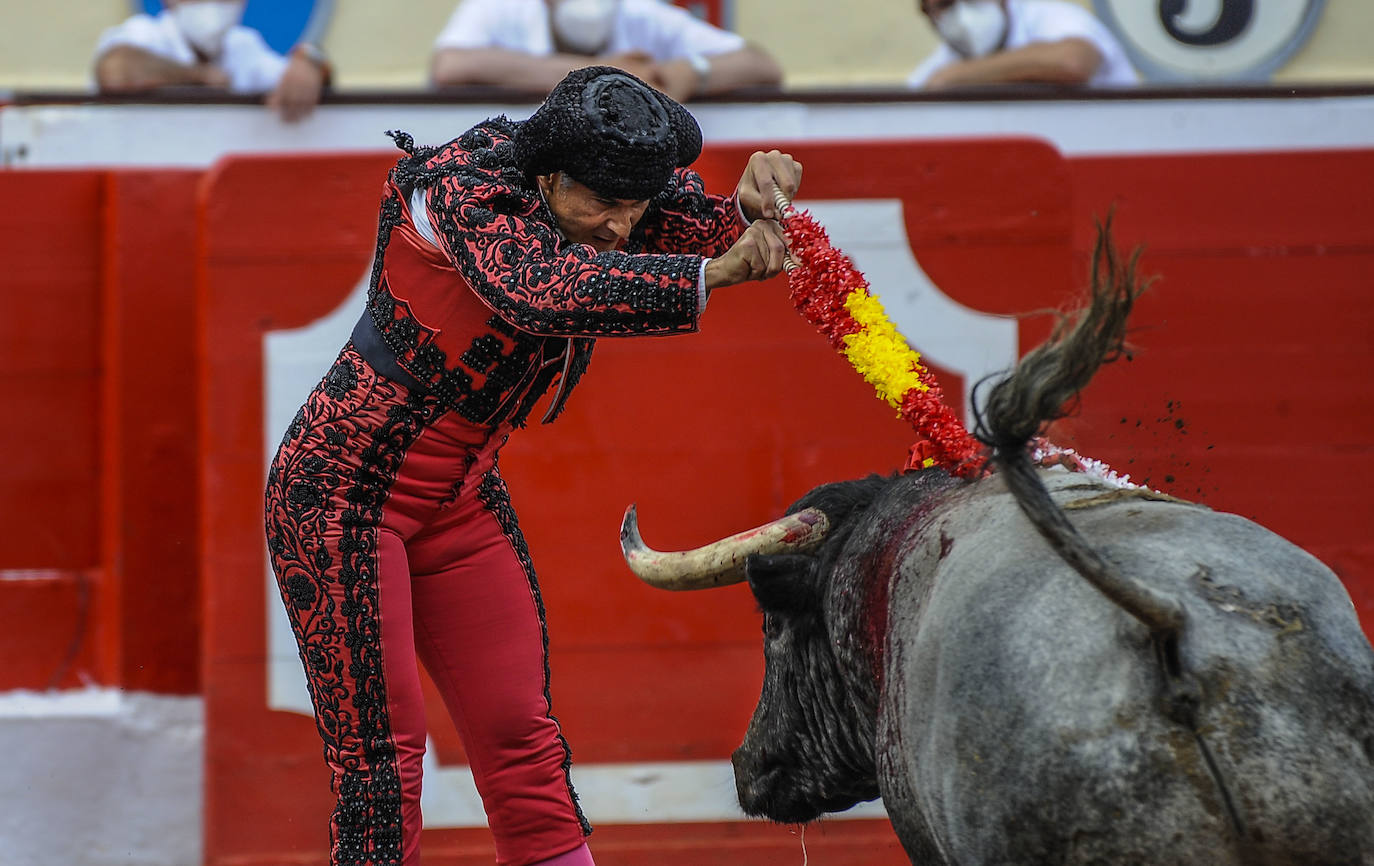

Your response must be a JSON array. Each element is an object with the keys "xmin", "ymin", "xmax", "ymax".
[
  {"xmin": 0, "ymin": 169, "xmax": 202, "ymax": 692},
  {"xmin": 1, "ymin": 131, "xmax": 1370, "ymax": 864}
]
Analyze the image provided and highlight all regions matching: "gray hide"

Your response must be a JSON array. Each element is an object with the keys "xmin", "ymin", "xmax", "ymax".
[{"xmin": 842, "ymin": 469, "xmax": 1374, "ymax": 865}]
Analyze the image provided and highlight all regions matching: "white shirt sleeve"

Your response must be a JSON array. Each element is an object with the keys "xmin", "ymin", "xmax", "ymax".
[
  {"xmin": 1009, "ymin": 0, "xmax": 1140, "ymax": 86},
  {"xmin": 434, "ymin": 0, "xmax": 552, "ymax": 52},
  {"xmin": 220, "ymin": 27, "xmax": 290, "ymax": 93},
  {"xmin": 95, "ymin": 13, "xmax": 192, "ymax": 65},
  {"xmin": 434, "ymin": 0, "xmax": 495, "ymax": 50},
  {"xmin": 410, "ymin": 187, "xmax": 441, "ymax": 249},
  {"xmin": 615, "ymin": 0, "xmax": 745, "ymax": 60},
  {"xmin": 905, "ymin": 43, "xmax": 958, "ymax": 89}
]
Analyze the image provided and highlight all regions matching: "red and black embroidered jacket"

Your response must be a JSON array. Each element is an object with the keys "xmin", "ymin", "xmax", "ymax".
[{"xmin": 361, "ymin": 119, "xmax": 747, "ymax": 428}]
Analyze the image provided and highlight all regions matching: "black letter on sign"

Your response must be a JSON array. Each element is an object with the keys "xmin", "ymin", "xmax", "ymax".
[{"xmin": 1159, "ymin": 0, "xmax": 1254, "ymax": 46}]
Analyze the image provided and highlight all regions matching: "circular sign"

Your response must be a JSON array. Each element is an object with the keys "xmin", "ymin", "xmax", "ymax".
[
  {"xmin": 135, "ymin": 0, "xmax": 335, "ymax": 55},
  {"xmin": 1093, "ymin": 0, "xmax": 1327, "ymax": 82}
]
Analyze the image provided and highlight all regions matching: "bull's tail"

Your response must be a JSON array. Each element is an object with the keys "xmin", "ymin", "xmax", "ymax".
[{"xmin": 973, "ymin": 217, "xmax": 1185, "ymax": 640}]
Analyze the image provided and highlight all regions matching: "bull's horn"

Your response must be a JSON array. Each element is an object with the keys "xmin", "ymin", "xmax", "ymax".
[{"xmin": 620, "ymin": 505, "xmax": 831, "ymax": 591}]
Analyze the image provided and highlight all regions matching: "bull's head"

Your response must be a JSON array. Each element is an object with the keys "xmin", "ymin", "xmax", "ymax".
[{"xmin": 620, "ymin": 477, "xmax": 892, "ymax": 823}]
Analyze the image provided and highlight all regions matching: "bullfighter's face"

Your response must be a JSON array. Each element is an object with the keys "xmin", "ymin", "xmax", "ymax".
[{"xmin": 537, "ymin": 171, "xmax": 650, "ymax": 253}]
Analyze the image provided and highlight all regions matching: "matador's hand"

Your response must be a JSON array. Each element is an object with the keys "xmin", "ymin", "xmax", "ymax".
[
  {"xmin": 735, "ymin": 150, "xmax": 802, "ymax": 223},
  {"xmin": 704, "ymin": 219, "xmax": 789, "ymax": 290}
]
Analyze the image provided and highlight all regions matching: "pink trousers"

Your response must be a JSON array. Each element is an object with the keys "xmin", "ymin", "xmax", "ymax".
[{"xmin": 266, "ymin": 346, "xmax": 591, "ymax": 865}]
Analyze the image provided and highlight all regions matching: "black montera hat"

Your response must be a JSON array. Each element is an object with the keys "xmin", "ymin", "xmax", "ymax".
[{"xmin": 515, "ymin": 65, "xmax": 703, "ymax": 201}]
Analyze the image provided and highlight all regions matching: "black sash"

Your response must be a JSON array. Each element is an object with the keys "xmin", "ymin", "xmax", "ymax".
[{"xmin": 351, "ymin": 310, "xmax": 424, "ymax": 392}]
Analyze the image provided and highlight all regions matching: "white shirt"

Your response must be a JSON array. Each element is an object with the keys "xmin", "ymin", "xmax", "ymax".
[
  {"xmin": 95, "ymin": 11, "xmax": 289, "ymax": 94},
  {"xmin": 434, "ymin": 0, "xmax": 745, "ymax": 61},
  {"xmin": 907, "ymin": 0, "xmax": 1139, "ymax": 89}
]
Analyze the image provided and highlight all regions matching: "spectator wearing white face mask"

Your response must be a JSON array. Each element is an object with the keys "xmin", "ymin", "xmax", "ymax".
[
  {"xmin": 907, "ymin": 0, "xmax": 1138, "ymax": 90},
  {"xmin": 430, "ymin": 0, "xmax": 783, "ymax": 102},
  {"xmin": 94, "ymin": 0, "xmax": 331, "ymax": 122}
]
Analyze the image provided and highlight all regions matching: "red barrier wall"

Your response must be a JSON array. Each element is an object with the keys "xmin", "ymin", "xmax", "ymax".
[
  {"xmin": 1, "ymin": 136, "xmax": 1370, "ymax": 865},
  {"xmin": 0, "ymin": 169, "xmax": 202, "ymax": 692},
  {"xmin": 0, "ymin": 172, "xmax": 104, "ymax": 688},
  {"xmin": 2, "ymin": 172, "xmax": 103, "ymax": 570},
  {"xmin": 102, "ymin": 170, "xmax": 204, "ymax": 693}
]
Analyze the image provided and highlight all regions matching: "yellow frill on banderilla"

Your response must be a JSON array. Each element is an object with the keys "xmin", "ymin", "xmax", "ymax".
[{"xmin": 839, "ymin": 289, "xmax": 931, "ymax": 412}]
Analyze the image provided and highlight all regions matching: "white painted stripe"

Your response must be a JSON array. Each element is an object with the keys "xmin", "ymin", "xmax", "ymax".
[
  {"xmin": 0, "ymin": 568, "xmax": 91, "ymax": 582},
  {"xmin": 420, "ymin": 752, "xmax": 889, "ymax": 827},
  {"xmin": 0, "ymin": 687, "xmax": 199, "ymax": 724},
  {"xmin": 3, "ymin": 94, "xmax": 1372, "ymax": 168},
  {"xmin": 0, "ymin": 688, "xmax": 124, "ymax": 717}
]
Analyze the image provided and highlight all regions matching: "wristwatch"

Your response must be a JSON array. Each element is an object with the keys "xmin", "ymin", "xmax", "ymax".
[{"xmin": 686, "ymin": 52, "xmax": 712, "ymax": 93}]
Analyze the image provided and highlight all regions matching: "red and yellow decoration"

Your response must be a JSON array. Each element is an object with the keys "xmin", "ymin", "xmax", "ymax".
[{"xmin": 775, "ymin": 191, "xmax": 985, "ymax": 478}]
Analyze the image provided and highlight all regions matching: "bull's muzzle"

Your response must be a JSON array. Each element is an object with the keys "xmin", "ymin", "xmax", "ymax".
[{"xmin": 619, "ymin": 505, "xmax": 831, "ymax": 591}]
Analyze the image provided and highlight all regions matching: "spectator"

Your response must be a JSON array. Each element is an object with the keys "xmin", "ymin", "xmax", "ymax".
[
  {"xmin": 431, "ymin": 0, "xmax": 783, "ymax": 102},
  {"xmin": 93, "ymin": 0, "xmax": 331, "ymax": 122},
  {"xmin": 908, "ymin": 0, "xmax": 1138, "ymax": 90}
]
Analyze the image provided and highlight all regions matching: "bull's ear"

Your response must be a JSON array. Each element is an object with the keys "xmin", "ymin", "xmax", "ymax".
[{"xmin": 745, "ymin": 553, "xmax": 821, "ymax": 616}]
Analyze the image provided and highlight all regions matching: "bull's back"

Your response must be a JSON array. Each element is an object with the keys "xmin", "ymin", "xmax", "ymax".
[{"xmin": 878, "ymin": 471, "xmax": 1374, "ymax": 865}]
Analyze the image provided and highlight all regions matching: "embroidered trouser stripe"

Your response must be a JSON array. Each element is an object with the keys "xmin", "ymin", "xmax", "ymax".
[
  {"xmin": 269, "ymin": 490, "xmax": 411, "ymax": 864},
  {"xmin": 397, "ymin": 458, "xmax": 590, "ymax": 865},
  {"xmin": 474, "ymin": 462, "xmax": 590, "ymax": 839}
]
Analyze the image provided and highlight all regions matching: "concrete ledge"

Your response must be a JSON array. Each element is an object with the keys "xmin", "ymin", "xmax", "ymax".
[{"xmin": 0, "ymin": 689, "xmax": 203, "ymax": 866}]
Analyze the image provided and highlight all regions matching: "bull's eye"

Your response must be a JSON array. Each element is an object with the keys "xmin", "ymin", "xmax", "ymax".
[{"xmin": 746, "ymin": 553, "xmax": 821, "ymax": 616}]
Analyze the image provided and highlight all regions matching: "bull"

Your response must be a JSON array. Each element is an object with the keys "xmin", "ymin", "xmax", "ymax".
[{"xmin": 620, "ymin": 227, "xmax": 1374, "ymax": 864}]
